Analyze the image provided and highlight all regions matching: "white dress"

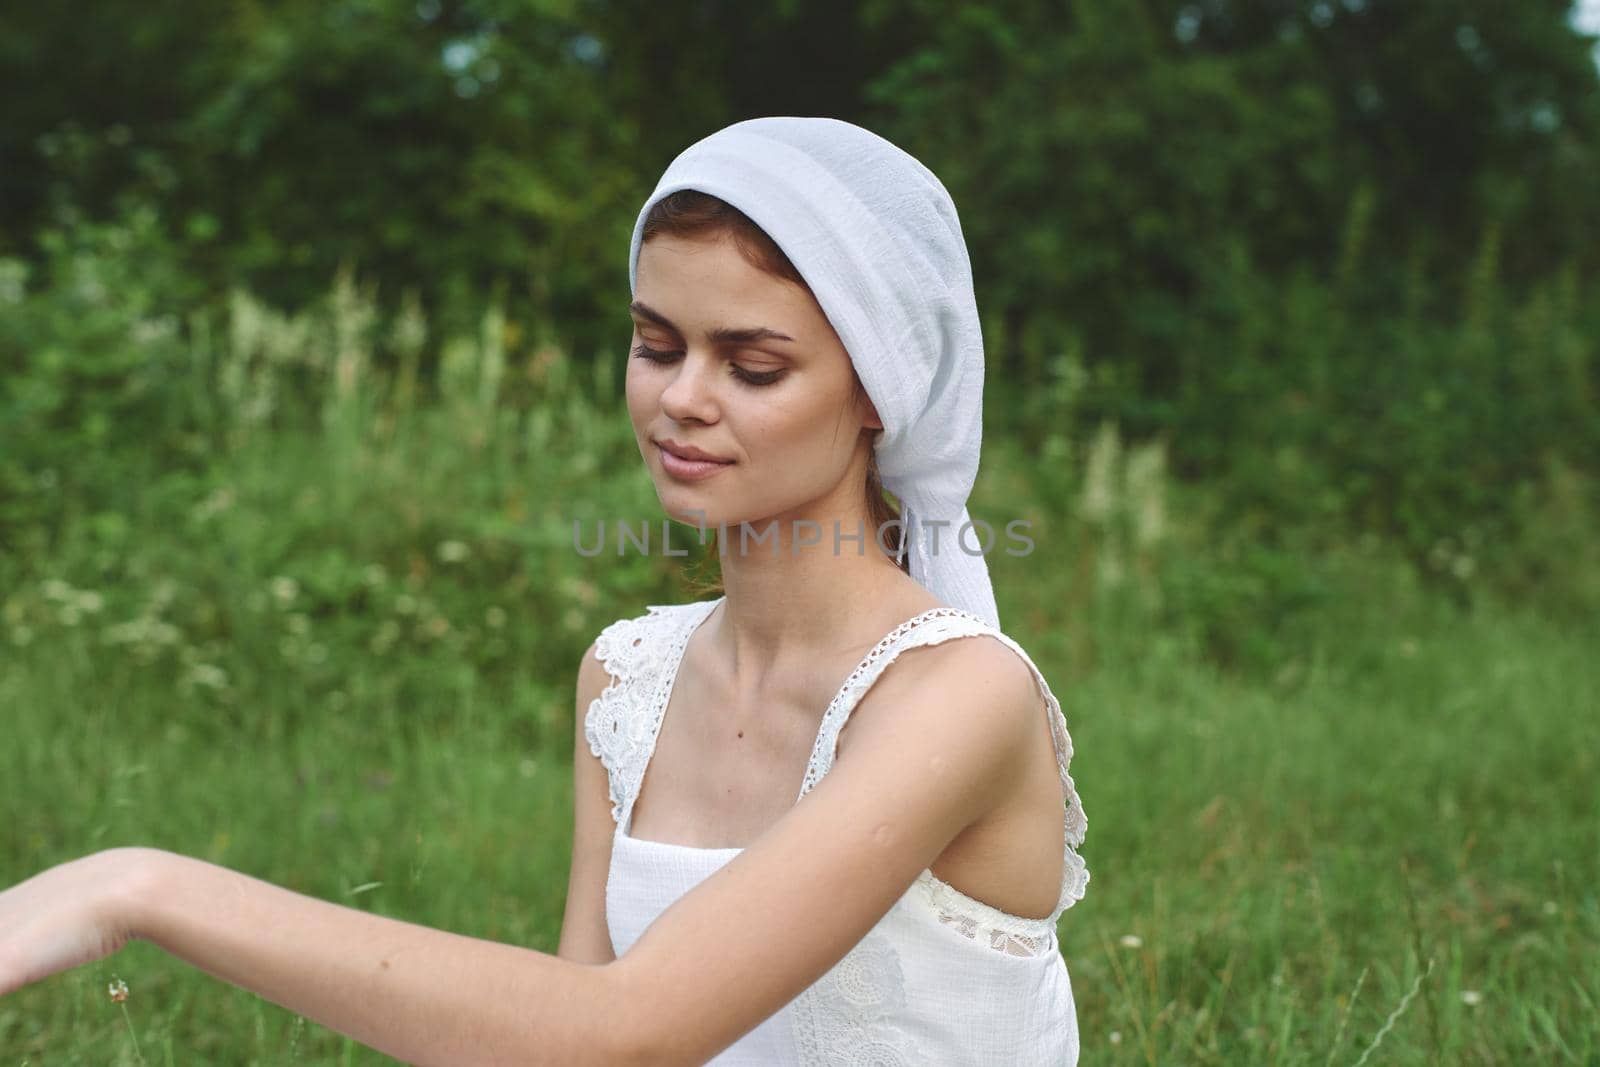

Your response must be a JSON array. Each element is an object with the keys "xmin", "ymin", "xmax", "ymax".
[{"xmin": 584, "ymin": 596, "xmax": 1090, "ymax": 1066}]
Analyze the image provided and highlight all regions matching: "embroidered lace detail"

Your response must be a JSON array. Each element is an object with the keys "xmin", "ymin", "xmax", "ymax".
[
  {"xmin": 1005, "ymin": 624, "xmax": 1092, "ymax": 915},
  {"xmin": 583, "ymin": 600, "xmax": 716, "ymax": 829},
  {"xmin": 796, "ymin": 606, "xmax": 1091, "ymax": 951},
  {"xmin": 789, "ymin": 927, "xmax": 926, "ymax": 1066},
  {"xmin": 912, "ymin": 869, "xmax": 1056, "ymax": 958}
]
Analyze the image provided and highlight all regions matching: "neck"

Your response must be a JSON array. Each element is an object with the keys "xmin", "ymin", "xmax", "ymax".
[{"xmin": 705, "ymin": 501, "xmax": 936, "ymax": 696}]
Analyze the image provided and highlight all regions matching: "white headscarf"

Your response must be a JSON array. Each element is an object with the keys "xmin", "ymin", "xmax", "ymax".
[{"xmin": 628, "ymin": 116, "xmax": 1000, "ymax": 629}]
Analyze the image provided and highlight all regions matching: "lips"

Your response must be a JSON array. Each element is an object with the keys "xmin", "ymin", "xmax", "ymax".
[
  {"xmin": 653, "ymin": 440, "xmax": 735, "ymax": 483},
  {"xmin": 655, "ymin": 439, "xmax": 733, "ymax": 464}
]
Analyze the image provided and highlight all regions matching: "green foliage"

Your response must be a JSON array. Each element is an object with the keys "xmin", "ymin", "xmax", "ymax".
[
  {"xmin": 3, "ymin": 268, "xmax": 689, "ymax": 756},
  {"xmin": 3, "ymin": 296, "xmax": 1597, "ymax": 1058},
  {"xmin": 0, "ymin": 205, "xmax": 207, "ymax": 547},
  {"xmin": 4, "ymin": 4, "xmax": 1597, "ymax": 563}
]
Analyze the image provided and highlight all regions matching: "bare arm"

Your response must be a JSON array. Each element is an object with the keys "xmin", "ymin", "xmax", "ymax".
[
  {"xmin": 0, "ymin": 633, "xmax": 1039, "ymax": 1066},
  {"xmin": 0, "ymin": 643, "xmax": 631, "ymax": 1064},
  {"xmin": 132, "ymin": 851, "xmax": 622, "ymax": 1065},
  {"xmin": 118, "ymin": 638, "xmax": 624, "ymax": 1061},
  {"xmin": 557, "ymin": 638, "xmax": 619, "ymax": 964}
]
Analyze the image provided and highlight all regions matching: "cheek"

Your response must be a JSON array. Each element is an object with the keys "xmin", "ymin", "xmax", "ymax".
[
  {"xmin": 783, "ymin": 391, "xmax": 855, "ymax": 452},
  {"xmin": 623, "ymin": 361, "xmax": 654, "ymax": 423}
]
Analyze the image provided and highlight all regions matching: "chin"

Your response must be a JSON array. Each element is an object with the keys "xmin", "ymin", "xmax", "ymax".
[
  {"xmin": 660, "ymin": 495, "xmax": 774, "ymax": 536},
  {"xmin": 656, "ymin": 491, "xmax": 723, "ymax": 529}
]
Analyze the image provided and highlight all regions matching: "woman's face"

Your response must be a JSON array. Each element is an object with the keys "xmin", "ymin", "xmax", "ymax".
[{"xmin": 626, "ymin": 233, "xmax": 881, "ymax": 535}]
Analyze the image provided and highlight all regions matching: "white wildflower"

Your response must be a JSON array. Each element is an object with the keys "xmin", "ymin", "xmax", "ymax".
[
  {"xmin": 192, "ymin": 486, "xmax": 235, "ymax": 522},
  {"xmin": 1126, "ymin": 441, "xmax": 1168, "ymax": 548},
  {"xmin": 1078, "ymin": 421, "xmax": 1121, "ymax": 524},
  {"xmin": 185, "ymin": 663, "xmax": 229, "ymax": 691},
  {"xmin": 370, "ymin": 620, "xmax": 400, "ymax": 653},
  {"xmin": 270, "ymin": 576, "xmax": 300, "ymax": 605},
  {"xmin": 103, "ymin": 618, "xmax": 181, "ymax": 647}
]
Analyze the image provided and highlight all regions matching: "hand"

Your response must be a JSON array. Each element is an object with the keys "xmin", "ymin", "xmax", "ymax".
[{"xmin": 0, "ymin": 847, "xmax": 162, "ymax": 997}]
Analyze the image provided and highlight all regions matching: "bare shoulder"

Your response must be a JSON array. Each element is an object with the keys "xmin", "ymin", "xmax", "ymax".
[
  {"xmin": 925, "ymin": 631, "xmax": 1041, "ymax": 708},
  {"xmin": 575, "ymin": 636, "xmax": 612, "ymax": 707},
  {"xmin": 861, "ymin": 629, "xmax": 1041, "ymax": 719},
  {"xmin": 837, "ymin": 630, "xmax": 1044, "ymax": 789},
  {"xmin": 560, "ymin": 635, "xmax": 623, "ymax": 964}
]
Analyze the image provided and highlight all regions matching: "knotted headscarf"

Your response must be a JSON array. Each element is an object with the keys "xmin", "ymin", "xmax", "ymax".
[{"xmin": 627, "ymin": 116, "xmax": 1001, "ymax": 629}]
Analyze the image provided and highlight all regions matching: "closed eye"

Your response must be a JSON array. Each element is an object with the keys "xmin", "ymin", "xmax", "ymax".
[{"xmin": 630, "ymin": 344, "xmax": 785, "ymax": 388}]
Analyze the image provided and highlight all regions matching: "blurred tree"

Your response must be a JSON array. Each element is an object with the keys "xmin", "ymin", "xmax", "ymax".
[
  {"xmin": 859, "ymin": 0, "xmax": 1341, "ymax": 409},
  {"xmin": 0, "ymin": 0, "xmax": 1594, "ymax": 556},
  {"xmin": 1172, "ymin": 0, "xmax": 1600, "ymax": 280},
  {"xmin": 857, "ymin": 0, "xmax": 1600, "ymax": 385},
  {"xmin": 0, "ymin": 0, "xmax": 922, "ymax": 362},
  {"xmin": 0, "ymin": 2, "xmax": 236, "ymax": 246},
  {"xmin": 5, "ymin": 0, "xmax": 1594, "ymax": 364}
]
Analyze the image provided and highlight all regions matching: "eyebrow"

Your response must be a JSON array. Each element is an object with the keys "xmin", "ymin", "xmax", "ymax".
[{"xmin": 629, "ymin": 300, "xmax": 796, "ymax": 345}]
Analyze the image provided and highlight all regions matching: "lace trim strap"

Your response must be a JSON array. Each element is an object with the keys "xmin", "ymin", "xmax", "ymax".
[
  {"xmin": 795, "ymin": 609, "xmax": 994, "ymax": 798},
  {"xmin": 582, "ymin": 600, "xmax": 719, "ymax": 830},
  {"xmin": 983, "ymin": 628, "xmax": 1090, "ymax": 915}
]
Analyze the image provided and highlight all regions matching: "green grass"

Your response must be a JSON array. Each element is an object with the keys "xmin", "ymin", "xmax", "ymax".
[
  {"xmin": 2, "ymin": 311, "xmax": 1596, "ymax": 1064},
  {"xmin": 6, "ymin": 577, "xmax": 1596, "ymax": 1065},
  {"xmin": 1068, "ymin": 597, "xmax": 1599, "ymax": 1064},
  {"xmin": 6, "ymin": 515, "xmax": 1595, "ymax": 1063}
]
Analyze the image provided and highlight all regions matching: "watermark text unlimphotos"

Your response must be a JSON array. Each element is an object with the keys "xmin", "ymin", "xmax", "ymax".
[{"xmin": 571, "ymin": 512, "xmax": 1035, "ymax": 559}]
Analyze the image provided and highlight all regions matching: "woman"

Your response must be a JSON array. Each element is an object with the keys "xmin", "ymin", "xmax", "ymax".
[{"xmin": 0, "ymin": 117, "xmax": 1088, "ymax": 1065}]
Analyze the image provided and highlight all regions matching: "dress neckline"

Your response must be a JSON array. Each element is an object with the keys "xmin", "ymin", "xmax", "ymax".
[
  {"xmin": 611, "ymin": 595, "xmax": 1073, "ymax": 935},
  {"xmin": 619, "ymin": 594, "xmax": 984, "ymax": 851}
]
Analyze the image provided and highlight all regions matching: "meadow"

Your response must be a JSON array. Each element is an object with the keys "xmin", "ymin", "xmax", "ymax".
[{"xmin": 2, "ymin": 277, "xmax": 1596, "ymax": 1066}]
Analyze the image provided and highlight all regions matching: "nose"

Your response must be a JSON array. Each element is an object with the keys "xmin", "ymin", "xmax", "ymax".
[{"xmin": 657, "ymin": 349, "xmax": 721, "ymax": 423}]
